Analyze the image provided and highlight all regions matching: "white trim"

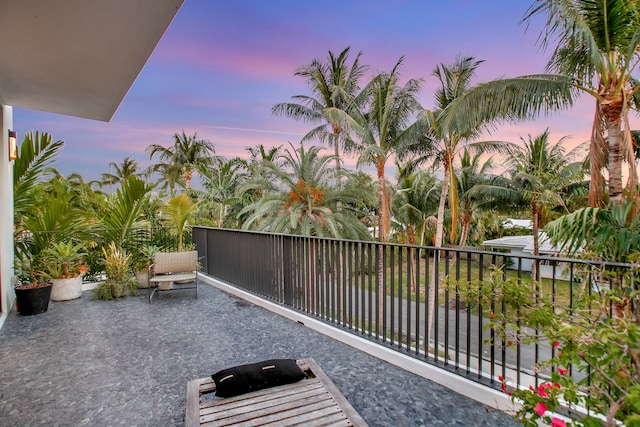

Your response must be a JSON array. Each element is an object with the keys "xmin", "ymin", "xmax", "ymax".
[{"xmin": 199, "ymin": 273, "xmax": 520, "ymax": 414}]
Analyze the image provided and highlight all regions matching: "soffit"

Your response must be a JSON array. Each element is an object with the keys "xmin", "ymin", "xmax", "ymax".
[{"xmin": 0, "ymin": 0, "xmax": 183, "ymax": 121}]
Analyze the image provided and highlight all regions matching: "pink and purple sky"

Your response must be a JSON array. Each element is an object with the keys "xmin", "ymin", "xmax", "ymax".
[{"xmin": 13, "ymin": 1, "xmax": 627, "ymax": 183}]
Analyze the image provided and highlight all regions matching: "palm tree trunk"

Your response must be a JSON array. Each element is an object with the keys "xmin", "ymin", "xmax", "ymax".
[
  {"xmin": 425, "ymin": 161, "xmax": 451, "ymax": 346},
  {"xmin": 407, "ymin": 225, "xmax": 416, "ymax": 293},
  {"xmin": 333, "ymin": 133, "xmax": 342, "ymax": 190},
  {"xmin": 607, "ymin": 120, "xmax": 624, "ymax": 205},
  {"xmin": 458, "ymin": 217, "xmax": 470, "ymax": 248},
  {"xmin": 622, "ymin": 114, "xmax": 639, "ymax": 204},
  {"xmin": 531, "ymin": 204, "xmax": 539, "ymax": 283},
  {"xmin": 428, "ymin": 162, "xmax": 450, "ymax": 337},
  {"xmin": 376, "ymin": 158, "xmax": 387, "ymax": 328},
  {"xmin": 588, "ymin": 103, "xmax": 607, "ymax": 207},
  {"xmin": 435, "ymin": 164, "xmax": 450, "ymax": 250}
]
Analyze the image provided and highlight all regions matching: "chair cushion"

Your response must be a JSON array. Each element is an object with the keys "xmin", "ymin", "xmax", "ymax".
[{"xmin": 212, "ymin": 359, "xmax": 307, "ymax": 398}]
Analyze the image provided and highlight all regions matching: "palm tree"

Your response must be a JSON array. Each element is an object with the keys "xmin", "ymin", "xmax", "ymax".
[
  {"xmin": 455, "ymin": 149, "xmax": 496, "ymax": 247},
  {"xmin": 393, "ymin": 163, "xmax": 440, "ymax": 248},
  {"xmin": 475, "ymin": 130, "xmax": 584, "ymax": 278},
  {"xmin": 161, "ymin": 193, "xmax": 198, "ymax": 251},
  {"xmin": 196, "ymin": 157, "xmax": 247, "ymax": 227},
  {"xmin": 100, "ymin": 157, "xmax": 143, "ymax": 188},
  {"xmin": 393, "ymin": 164, "xmax": 440, "ymax": 292},
  {"xmin": 508, "ymin": 130, "xmax": 582, "ymax": 260},
  {"xmin": 146, "ymin": 131, "xmax": 216, "ymax": 192},
  {"xmin": 100, "ymin": 176, "xmax": 154, "ymax": 251},
  {"xmin": 335, "ymin": 57, "xmax": 427, "ymax": 244},
  {"xmin": 439, "ymin": 0, "xmax": 640, "ymax": 207},
  {"xmin": 327, "ymin": 57, "xmax": 428, "ymax": 325},
  {"xmin": 424, "ymin": 55, "xmax": 511, "ymax": 250},
  {"xmin": 272, "ymin": 47, "xmax": 367, "ymax": 186},
  {"xmin": 238, "ymin": 143, "xmax": 370, "ymax": 239},
  {"xmin": 13, "ymin": 131, "xmax": 64, "ymax": 224}
]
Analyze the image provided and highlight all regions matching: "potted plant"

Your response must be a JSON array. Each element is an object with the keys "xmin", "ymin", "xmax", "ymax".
[
  {"xmin": 44, "ymin": 241, "xmax": 88, "ymax": 301},
  {"xmin": 95, "ymin": 242, "xmax": 137, "ymax": 299},
  {"xmin": 14, "ymin": 238, "xmax": 52, "ymax": 316}
]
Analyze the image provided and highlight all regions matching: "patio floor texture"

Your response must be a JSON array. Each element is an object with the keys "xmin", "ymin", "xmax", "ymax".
[{"xmin": 0, "ymin": 282, "xmax": 520, "ymax": 426}]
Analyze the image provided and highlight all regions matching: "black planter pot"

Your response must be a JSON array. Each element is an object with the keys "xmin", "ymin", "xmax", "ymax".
[{"xmin": 15, "ymin": 283, "xmax": 52, "ymax": 316}]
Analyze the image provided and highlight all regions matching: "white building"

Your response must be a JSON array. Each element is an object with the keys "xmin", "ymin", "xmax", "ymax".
[{"xmin": 483, "ymin": 233, "xmax": 572, "ymax": 280}]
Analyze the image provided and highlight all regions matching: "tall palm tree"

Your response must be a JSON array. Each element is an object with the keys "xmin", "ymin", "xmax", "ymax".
[
  {"xmin": 146, "ymin": 131, "xmax": 216, "ymax": 191},
  {"xmin": 439, "ymin": 0, "xmax": 640, "ymax": 207},
  {"xmin": 100, "ymin": 157, "xmax": 143, "ymax": 188},
  {"xmin": 237, "ymin": 143, "xmax": 370, "ymax": 239},
  {"xmin": 272, "ymin": 47, "xmax": 367, "ymax": 186},
  {"xmin": 335, "ymin": 57, "xmax": 428, "ymax": 244},
  {"xmin": 327, "ymin": 57, "xmax": 429, "ymax": 325},
  {"xmin": 424, "ymin": 55, "xmax": 511, "ymax": 250}
]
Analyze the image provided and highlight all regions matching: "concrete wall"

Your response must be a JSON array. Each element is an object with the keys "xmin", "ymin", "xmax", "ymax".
[{"xmin": 0, "ymin": 105, "xmax": 15, "ymax": 328}]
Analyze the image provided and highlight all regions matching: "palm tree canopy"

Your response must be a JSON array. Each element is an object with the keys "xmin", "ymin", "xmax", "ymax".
[
  {"xmin": 100, "ymin": 157, "xmax": 143, "ymax": 187},
  {"xmin": 272, "ymin": 46, "xmax": 367, "ymax": 144},
  {"xmin": 238, "ymin": 143, "xmax": 371, "ymax": 239},
  {"xmin": 13, "ymin": 131, "xmax": 64, "ymax": 221},
  {"xmin": 147, "ymin": 131, "xmax": 216, "ymax": 191}
]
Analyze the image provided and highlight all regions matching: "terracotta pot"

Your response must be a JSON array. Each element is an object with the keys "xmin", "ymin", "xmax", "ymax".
[
  {"xmin": 15, "ymin": 283, "xmax": 52, "ymax": 315},
  {"xmin": 51, "ymin": 276, "xmax": 83, "ymax": 301}
]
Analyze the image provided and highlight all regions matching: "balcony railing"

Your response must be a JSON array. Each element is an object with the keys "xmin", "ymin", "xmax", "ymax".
[{"xmin": 193, "ymin": 226, "xmax": 636, "ymax": 394}]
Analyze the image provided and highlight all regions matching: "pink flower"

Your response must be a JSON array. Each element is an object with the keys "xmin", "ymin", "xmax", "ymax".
[
  {"xmin": 535, "ymin": 401, "xmax": 548, "ymax": 416},
  {"xmin": 538, "ymin": 383, "xmax": 553, "ymax": 397},
  {"xmin": 551, "ymin": 417, "xmax": 566, "ymax": 427},
  {"xmin": 557, "ymin": 368, "xmax": 569, "ymax": 376},
  {"xmin": 498, "ymin": 376, "xmax": 504, "ymax": 382},
  {"xmin": 553, "ymin": 341, "xmax": 560, "ymax": 348}
]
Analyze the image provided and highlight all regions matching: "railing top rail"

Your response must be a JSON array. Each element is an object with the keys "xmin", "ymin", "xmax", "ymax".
[{"xmin": 192, "ymin": 226, "xmax": 638, "ymax": 270}]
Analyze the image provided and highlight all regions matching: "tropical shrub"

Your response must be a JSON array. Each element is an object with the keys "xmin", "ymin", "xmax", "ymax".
[{"xmin": 95, "ymin": 243, "xmax": 136, "ymax": 300}]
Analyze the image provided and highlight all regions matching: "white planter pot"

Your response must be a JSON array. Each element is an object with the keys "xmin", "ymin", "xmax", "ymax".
[{"xmin": 50, "ymin": 276, "xmax": 83, "ymax": 301}]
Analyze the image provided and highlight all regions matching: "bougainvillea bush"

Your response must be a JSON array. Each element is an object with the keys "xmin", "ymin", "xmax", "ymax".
[{"xmin": 449, "ymin": 265, "xmax": 640, "ymax": 427}]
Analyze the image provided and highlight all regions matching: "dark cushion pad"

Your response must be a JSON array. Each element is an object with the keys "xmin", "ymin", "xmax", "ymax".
[{"xmin": 212, "ymin": 358, "xmax": 307, "ymax": 398}]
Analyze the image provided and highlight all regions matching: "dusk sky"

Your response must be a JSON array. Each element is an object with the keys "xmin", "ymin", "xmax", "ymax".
[{"xmin": 14, "ymin": 1, "xmax": 630, "ymax": 184}]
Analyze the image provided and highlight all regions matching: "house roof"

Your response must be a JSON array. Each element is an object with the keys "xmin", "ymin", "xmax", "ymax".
[
  {"xmin": 0, "ymin": 0, "xmax": 183, "ymax": 121},
  {"xmin": 483, "ymin": 232, "xmax": 561, "ymax": 255}
]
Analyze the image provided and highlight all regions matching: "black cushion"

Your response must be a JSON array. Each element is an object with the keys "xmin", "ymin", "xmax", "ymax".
[{"xmin": 212, "ymin": 358, "xmax": 307, "ymax": 398}]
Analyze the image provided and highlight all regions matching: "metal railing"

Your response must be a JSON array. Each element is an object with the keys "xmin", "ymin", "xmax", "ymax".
[{"xmin": 192, "ymin": 226, "xmax": 634, "ymax": 392}]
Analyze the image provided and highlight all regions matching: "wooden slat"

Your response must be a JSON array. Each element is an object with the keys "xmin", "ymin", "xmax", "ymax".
[
  {"xmin": 301, "ymin": 358, "xmax": 367, "ymax": 426},
  {"xmin": 202, "ymin": 381, "xmax": 326, "ymax": 417},
  {"xmin": 185, "ymin": 379, "xmax": 202, "ymax": 427},
  {"xmin": 284, "ymin": 411, "xmax": 352, "ymax": 427},
  {"xmin": 186, "ymin": 358, "xmax": 368, "ymax": 427},
  {"xmin": 203, "ymin": 387, "xmax": 332, "ymax": 424},
  {"xmin": 222, "ymin": 400, "xmax": 341, "ymax": 427}
]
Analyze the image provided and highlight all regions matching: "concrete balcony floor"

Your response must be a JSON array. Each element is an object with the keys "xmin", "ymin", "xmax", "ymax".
[{"xmin": 0, "ymin": 283, "xmax": 520, "ymax": 426}]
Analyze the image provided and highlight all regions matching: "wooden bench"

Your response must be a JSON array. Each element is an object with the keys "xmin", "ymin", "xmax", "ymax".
[
  {"xmin": 147, "ymin": 250, "xmax": 198, "ymax": 302},
  {"xmin": 185, "ymin": 358, "xmax": 368, "ymax": 426}
]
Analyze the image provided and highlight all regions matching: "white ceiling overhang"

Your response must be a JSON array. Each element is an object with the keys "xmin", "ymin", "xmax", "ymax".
[{"xmin": 0, "ymin": 0, "xmax": 183, "ymax": 121}]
